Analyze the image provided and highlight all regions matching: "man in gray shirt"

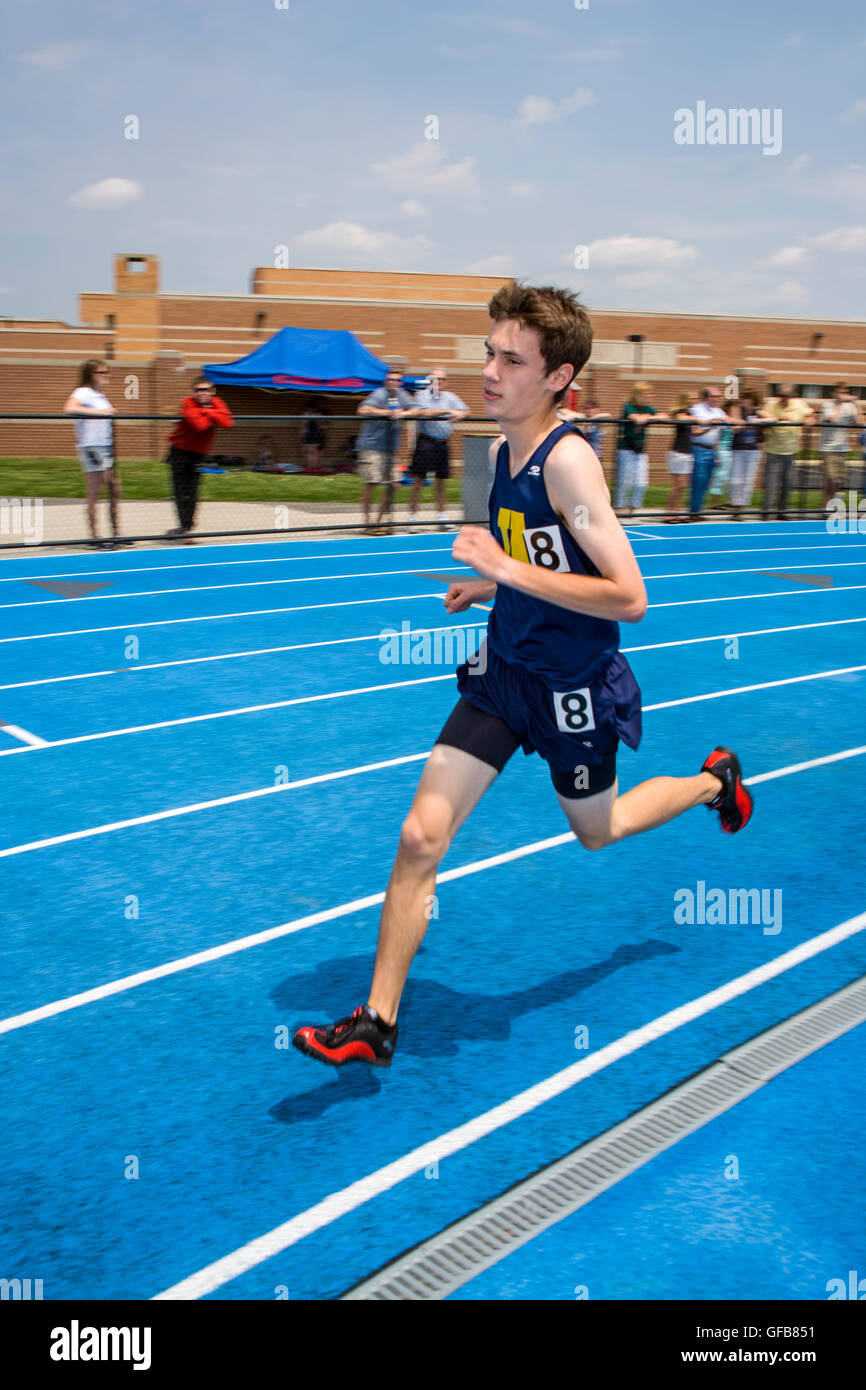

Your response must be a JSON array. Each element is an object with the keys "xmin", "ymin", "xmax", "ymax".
[
  {"xmin": 356, "ymin": 368, "xmax": 417, "ymax": 532},
  {"xmin": 406, "ymin": 367, "xmax": 468, "ymax": 528}
]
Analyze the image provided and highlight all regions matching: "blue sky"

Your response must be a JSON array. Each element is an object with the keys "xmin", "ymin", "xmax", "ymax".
[{"xmin": 2, "ymin": 0, "xmax": 866, "ymax": 324}]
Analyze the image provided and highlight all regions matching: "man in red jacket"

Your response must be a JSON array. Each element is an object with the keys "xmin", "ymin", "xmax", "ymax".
[{"xmin": 165, "ymin": 378, "xmax": 234, "ymax": 539}]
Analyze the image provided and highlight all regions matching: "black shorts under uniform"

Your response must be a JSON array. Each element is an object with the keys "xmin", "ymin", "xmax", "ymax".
[
  {"xmin": 434, "ymin": 644, "xmax": 632, "ymax": 799},
  {"xmin": 409, "ymin": 434, "xmax": 450, "ymax": 480}
]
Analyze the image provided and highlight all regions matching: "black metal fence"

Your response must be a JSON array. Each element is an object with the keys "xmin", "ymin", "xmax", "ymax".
[{"xmin": 0, "ymin": 413, "xmax": 863, "ymax": 549}]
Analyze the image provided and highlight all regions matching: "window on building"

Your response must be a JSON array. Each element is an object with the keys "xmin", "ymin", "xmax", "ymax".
[
  {"xmin": 105, "ymin": 342, "xmax": 115, "ymax": 360},
  {"xmin": 125, "ymin": 258, "xmax": 147, "ymax": 273},
  {"xmin": 106, "ymin": 313, "xmax": 115, "ymax": 330}
]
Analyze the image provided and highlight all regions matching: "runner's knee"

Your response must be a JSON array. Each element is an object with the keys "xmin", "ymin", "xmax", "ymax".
[
  {"xmin": 573, "ymin": 825, "xmax": 613, "ymax": 851},
  {"xmin": 399, "ymin": 806, "xmax": 451, "ymax": 865}
]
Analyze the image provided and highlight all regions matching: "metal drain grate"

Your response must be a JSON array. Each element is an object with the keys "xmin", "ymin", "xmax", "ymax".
[{"xmin": 341, "ymin": 974, "xmax": 866, "ymax": 1300}]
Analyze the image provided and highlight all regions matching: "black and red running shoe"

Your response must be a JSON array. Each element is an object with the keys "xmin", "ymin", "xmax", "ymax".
[
  {"xmin": 292, "ymin": 1005, "xmax": 398, "ymax": 1067},
  {"xmin": 701, "ymin": 746, "xmax": 753, "ymax": 833}
]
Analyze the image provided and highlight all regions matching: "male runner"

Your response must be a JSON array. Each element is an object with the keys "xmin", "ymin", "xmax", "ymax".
[{"xmin": 293, "ymin": 282, "xmax": 753, "ymax": 1069}]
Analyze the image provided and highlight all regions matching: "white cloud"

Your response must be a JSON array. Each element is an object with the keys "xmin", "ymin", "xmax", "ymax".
[
  {"xmin": 294, "ymin": 220, "xmax": 432, "ymax": 264},
  {"xmin": 764, "ymin": 279, "xmax": 809, "ymax": 305},
  {"xmin": 785, "ymin": 153, "xmax": 811, "ymax": 175},
  {"xmin": 783, "ymin": 33, "xmax": 802, "ymax": 47},
  {"xmin": 370, "ymin": 142, "xmax": 479, "ymax": 198},
  {"xmin": 465, "ymin": 254, "xmax": 515, "ymax": 275},
  {"xmin": 515, "ymin": 87, "xmax": 595, "ymax": 127},
  {"xmin": 17, "ymin": 40, "xmax": 93, "ymax": 69},
  {"xmin": 758, "ymin": 245, "xmax": 809, "ymax": 269},
  {"xmin": 585, "ymin": 235, "xmax": 699, "ymax": 269},
  {"xmin": 69, "ymin": 178, "xmax": 143, "ymax": 210},
  {"xmin": 507, "ymin": 182, "xmax": 535, "ymax": 198},
  {"xmin": 400, "ymin": 199, "xmax": 428, "ymax": 217},
  {"xmin": 810, "ymin": 225, "xmax": 866, "ymax": 252},
  {"xmin": 842, "ymin": 98, "xmax": 866, "ymax": 121}
]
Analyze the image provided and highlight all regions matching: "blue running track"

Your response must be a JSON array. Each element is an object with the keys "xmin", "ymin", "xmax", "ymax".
[{"xmin": 0, "ymin": 520, "xmax": 864, "ymax": 1300}]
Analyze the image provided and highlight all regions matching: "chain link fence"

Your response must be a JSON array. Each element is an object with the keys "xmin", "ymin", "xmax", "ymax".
[{"xmin": 1, "ymin": 414, "xmax": 863, "ymax": 549}]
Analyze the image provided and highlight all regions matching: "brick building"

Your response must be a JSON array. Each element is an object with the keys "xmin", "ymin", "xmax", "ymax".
[{"xmin": 2, "ymin": 252, "xmax": 866, "ymax": 469}]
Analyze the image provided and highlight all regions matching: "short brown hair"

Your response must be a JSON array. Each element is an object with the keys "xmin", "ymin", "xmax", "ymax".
[
  {"xmin": 487, "ymin": 280, "xmax": 593, "ymax": 405},
  {"xmin": 79, "ymin": 359, "xmax": 107, "ymax": 388}
]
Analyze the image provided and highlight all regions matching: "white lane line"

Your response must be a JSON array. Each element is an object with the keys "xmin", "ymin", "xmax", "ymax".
[
  {"xmin": 152, "ymin": 907, "xmax": 866, "ymax": 1300},
  {"xmin": 2, "ymin": 749, "xmax": 864, "ymax": 1045},
  {"xmin": 2, "ymin": 635, "xmax": 864, "ymax": 849},
  {"xmin": 624, "ymin": 615, "xmax": 866, "ymax": 654},
  {"xmin": 745, "ymin": 745, "xmax": 866, "ymax": 785},
  {"xmin": 644, "ymin": 560, "xmax": 865, "ymax": 580},
  {"xmin": 643, "ymin": 665, "xmax": 866, "ymax": 713},
  {"xmin": 0, "ymin": 622, "xmax": 488, "ymax": 692},
  {"xmin": 0, "ymin": 673, "xmax": 456, "ymax": 757},
  {"xmin": 653, "ymin": 583, "xmax": 866, "ymax": 608},
  {"xmin": 3, "ymin": 579, "xmax": 864, "ymax": 652},
  {"xmin": 0, "ymin": 546, "xmax": 456, "ymax": 586},
  {"xmin": 630, "ymin": 528, "xmax": 837, "ymax": 541},
  {"xmin": 0, "ymin": 591, "xmax": 445, "ymax": 645},
  {"xmin": 0, "ymin": 751, "xmax": 433, "ymax": 859},
  {"xmin": 4, "ymin": 614, "xmax": 864, "ymax": 694},
  {"xmin": 3, "ymin": 541, "xmax": 858, "ymax": 589},
  {"xmin": 632, "ymin": 543, "xmax": 866, "ymax": 560},
  {"xmin": 3, "ymin": 661, "xmax": 864, "ymax": 762},
  {"xmin": 0, "ymin": 565, "xmax": 474, "ymax": 612},
  {"xmin": 0, "ymin": 723, "xmax": 47, "ymax": 748},
  {"xmin": 623, "ymin": 528, "xmax": 668, "ymax": 540}
]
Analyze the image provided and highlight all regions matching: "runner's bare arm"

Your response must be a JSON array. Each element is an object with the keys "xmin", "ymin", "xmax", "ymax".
[{"xmin": 452, "ymin": 433, "xmax": 646, "ymax": 623}]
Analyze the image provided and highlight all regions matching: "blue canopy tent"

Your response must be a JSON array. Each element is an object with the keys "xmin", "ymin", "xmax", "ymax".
[{"xmin": 203, "ymin": 327, "xmax": 425, "ymax": 392}]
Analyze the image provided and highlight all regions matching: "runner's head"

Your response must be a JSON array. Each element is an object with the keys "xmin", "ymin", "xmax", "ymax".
[
  {"xmin": 483, "ymin": 281, "xmax": 592, "ymax": 422},
  {"xmin": 79, "ymin": 359, "xmax": 109, "ymax": 389}
]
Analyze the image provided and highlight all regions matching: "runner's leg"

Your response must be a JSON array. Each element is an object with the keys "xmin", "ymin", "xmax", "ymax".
[
  {"xmin": 556, "ymin": 770, "xmax": 722, "ymax": 851},
  {"xmin": 367, "ymin": 742, "xmax": 503, "ymax": 1023}
]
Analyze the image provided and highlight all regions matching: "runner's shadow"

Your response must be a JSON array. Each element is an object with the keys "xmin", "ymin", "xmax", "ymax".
[{"xmin": 269, "ymin": 938, "xmax": 679, "ymax": 1126}]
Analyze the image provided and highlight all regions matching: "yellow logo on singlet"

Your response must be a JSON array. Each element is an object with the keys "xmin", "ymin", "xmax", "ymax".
[{"xmin": 496, "ymin": 507, "xmax": 528, "ymax": 562}]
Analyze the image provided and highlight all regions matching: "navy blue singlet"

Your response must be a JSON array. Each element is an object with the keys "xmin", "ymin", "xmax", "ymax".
[{"xmin": 487, "ymin": 421, "xmax": 623, "ymax": 688}]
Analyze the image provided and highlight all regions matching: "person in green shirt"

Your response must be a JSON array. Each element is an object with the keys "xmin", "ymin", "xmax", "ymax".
[{"xmin": 615, "ymin": 382, "xmax": 667, "ymax": 515}]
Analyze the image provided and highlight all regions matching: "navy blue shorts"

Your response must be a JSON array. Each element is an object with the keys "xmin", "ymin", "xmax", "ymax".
[{"xmin": 435, "ymin": 643, "xmax": 642, "ymax": 799}]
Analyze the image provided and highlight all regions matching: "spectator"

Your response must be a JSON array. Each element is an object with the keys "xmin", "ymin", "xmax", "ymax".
[
  {"xmin": 709, "ymin": 421, "xmax": 734, "ymax": 507},
  {"xmin": 687, "ymin": 385, "xmax": 729, "ymax": 521},
  {"xmin": 760, "ymin": 384, "xmax": 813, "ymax": 520},
  {"xmin": 558, "ymin": 398, "xmax": 610, "ymax": 459},
  {"xmin": 615, "ymin": 383, "xmax": 666, "ymax": 515},
  {"xmin": 664, "ymin": 391, "xmax": 696, "ymax": 520},
  {"xmin": 301, "ymin": 399, "xmax": 330, "ymax": 471},
  {"xmin": 356, "ymin": 367, "xmax": 417, "ymax": 533},
  {"xmin": 728, "ymin": 392, "xmax": 764, "ymax": 519},
  {"xmin": 407, "ymin": 367, "xmax": 468, "ymax": 529},
  {"xmin": 62, "ymin": 359, "xmax": 123, "ymax": 550},
  {"xmin": 165, "ymin": 377, "xmax": 234, "ymax": 540},
  {"xmin": 819, "ymin": 382, "xmax": 862, "ymax": 509}
]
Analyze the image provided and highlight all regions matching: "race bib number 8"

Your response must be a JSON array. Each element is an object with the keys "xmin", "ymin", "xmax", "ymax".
[
  {"xmin": 522, "ymin": 524, "xmax": 570, "ymax": 571},
  {"xmin": 553, "ymin": 687, "xmax": 596, "ymax": 734}
]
